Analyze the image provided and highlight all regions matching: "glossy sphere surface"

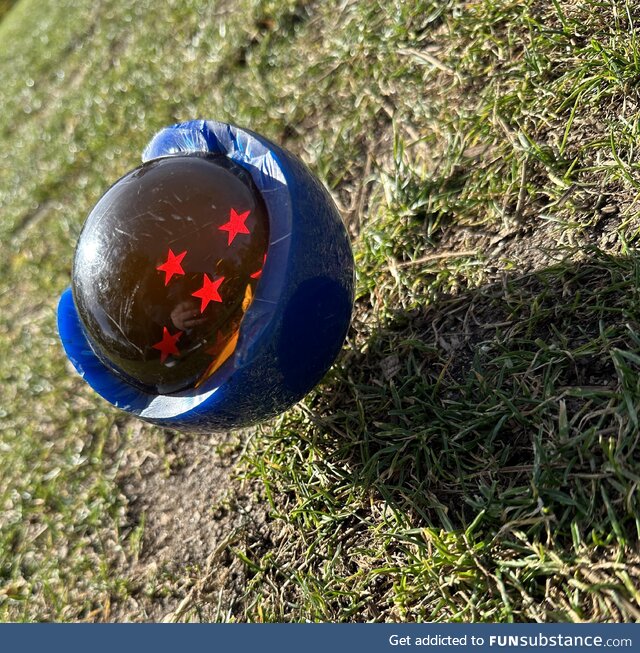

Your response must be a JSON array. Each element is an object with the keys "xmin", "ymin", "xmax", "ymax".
[{"xmin": 72, "ymin": 154, "xmax": 269, "ymax": 394}]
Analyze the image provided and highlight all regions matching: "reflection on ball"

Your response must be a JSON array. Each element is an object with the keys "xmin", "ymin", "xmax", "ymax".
[{"xmin": 72, "ymin": 154, "xmax": 269, "ymax": 394}]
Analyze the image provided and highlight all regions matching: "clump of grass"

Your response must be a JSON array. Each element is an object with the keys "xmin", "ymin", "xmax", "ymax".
[{"xmin": 242, "ymin": 251, "xmax": 640, "ymax": 621}]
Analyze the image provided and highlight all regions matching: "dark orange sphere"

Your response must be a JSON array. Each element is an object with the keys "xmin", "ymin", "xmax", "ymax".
[{"xmin": 72, "ymin": 154, "xmax": 269, "ymax": 394}]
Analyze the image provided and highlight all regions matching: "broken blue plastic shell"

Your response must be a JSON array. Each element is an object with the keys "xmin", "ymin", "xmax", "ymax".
[{"xmin": 57, "ymin": 120, "xmax": 354, "ymax": 432}]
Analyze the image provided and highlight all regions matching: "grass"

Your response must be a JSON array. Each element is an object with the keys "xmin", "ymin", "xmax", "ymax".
[
  {"xmin": 1, "ymin": 0, "xmax": 640, "ymax": 621},
  {"xmin": 247, "ymin": 252, "xmax": 640, "ymax": 620}
]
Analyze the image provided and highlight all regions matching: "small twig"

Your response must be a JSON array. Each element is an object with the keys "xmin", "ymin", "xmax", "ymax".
[
  {"xmin": 513, "ymin": 158, "xmax": 529, "ymax": 223},
  {"xmin": 397, "ymin": 48, "xmax": 454, "ymax": 74},
  {"xmin": 395, "ymin": 250, "xmax": 477, "ymax": 268},
  {"xmin": 162, "ymin": 528, "xmax": 241, "ymax": 623}
]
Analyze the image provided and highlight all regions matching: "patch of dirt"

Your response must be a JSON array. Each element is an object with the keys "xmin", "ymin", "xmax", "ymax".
[{"xmin": 109, "ymin": 425, "xmax": 272, "ymax": 622}]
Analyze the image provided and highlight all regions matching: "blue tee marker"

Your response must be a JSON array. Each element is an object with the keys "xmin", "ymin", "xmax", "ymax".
[{"xmin": 58, "ymin": 120, "xmax": 354, "ymax": 432}]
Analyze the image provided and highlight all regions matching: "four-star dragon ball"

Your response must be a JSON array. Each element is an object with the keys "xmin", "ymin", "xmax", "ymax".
[{"xmin": 58, "ymin": 121, "xmax": 354, "ymax": 432}]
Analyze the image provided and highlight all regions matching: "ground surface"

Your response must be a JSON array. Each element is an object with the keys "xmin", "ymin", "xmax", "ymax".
[{"xmin": 1, "ymin": 0, "xmax": 640, "ymax": 622}]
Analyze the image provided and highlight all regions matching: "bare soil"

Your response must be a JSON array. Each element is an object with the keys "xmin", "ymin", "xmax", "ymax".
[{"xmin": 110, "ymin": 426, "xmax": 271, "ymax": 622}]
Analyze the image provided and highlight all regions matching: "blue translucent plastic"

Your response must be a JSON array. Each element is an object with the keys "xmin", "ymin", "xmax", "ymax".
[{"xmin": 57, "ymin": 120, "xmax": 354, "ymax": 431}]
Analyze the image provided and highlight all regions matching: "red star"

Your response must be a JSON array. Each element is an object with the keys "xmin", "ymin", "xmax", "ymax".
[
  {"xmin": 152, "ymin": 326, "xmax": 182, "ymax": 363},
  {"xmin": 157, "ymin": 248, "xmax": 187, "ymax": 286},
  {"xmin": 218, "ymin": 208, "xmax": 250, "ymax": 245},
  {"xmin": 192, "ymin": 274, "xmax": 225, "ymax": 313},
  {"xmin": 250, "ymin": 254, "xmax": 267, "ymax": 279}
]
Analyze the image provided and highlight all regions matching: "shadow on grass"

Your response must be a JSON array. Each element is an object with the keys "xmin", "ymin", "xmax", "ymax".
[{"xmin": 305, "ymin": 249, "xmax": 640, "ymax": 545}]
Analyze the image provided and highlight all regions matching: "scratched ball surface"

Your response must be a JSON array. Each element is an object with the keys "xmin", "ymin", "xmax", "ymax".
[{"xmin": 72, "ymin": 154, "xmax": 269, "ymax": 394}]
